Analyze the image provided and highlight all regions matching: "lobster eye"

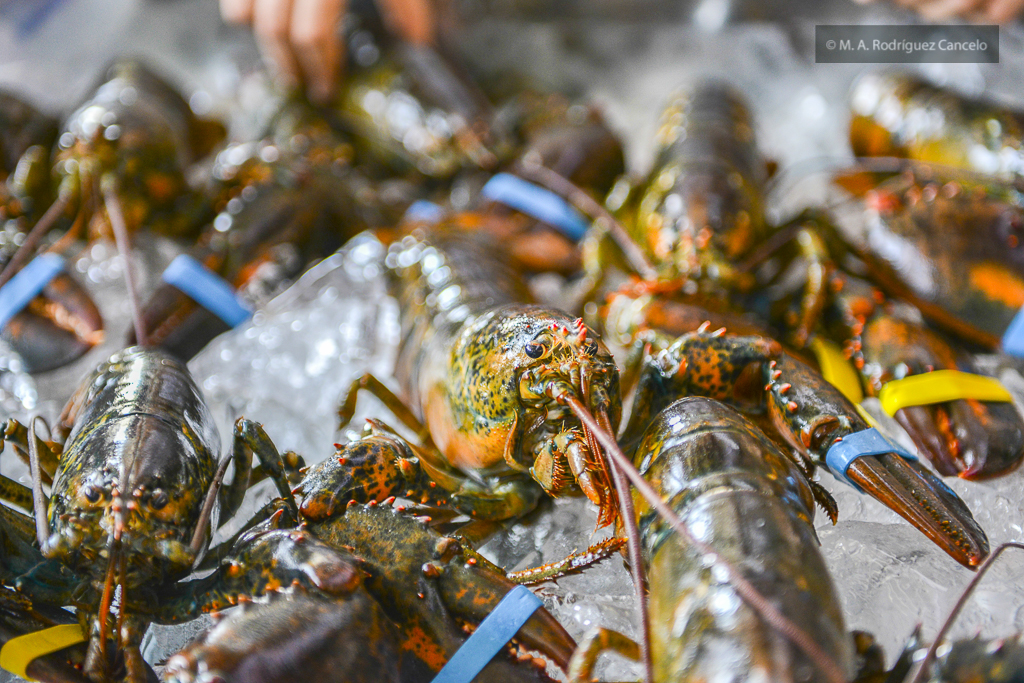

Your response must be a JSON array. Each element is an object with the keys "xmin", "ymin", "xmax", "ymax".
[
  {"xmin": 524, "ymin": 343, "xmax": 544, "ymax": 359},
  {"xmin": 82, "ymin": 486, "xmax": 101, "ymax": 504},
  {"xmin": 150, "ymin": 490, "xmax": 169, "ymax": 510}
]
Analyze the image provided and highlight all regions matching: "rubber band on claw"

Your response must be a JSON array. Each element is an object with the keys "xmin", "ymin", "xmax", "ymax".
[
  {"xmin": 825, "ymin": 427, "xmax": 918, "ymax": 492},
  {"xmin": 162, "ymin": 254, "xmax": 253, "ymax": 328},
  {"xmin": 877, "ymin": 370, "xmax": 1013, "ymax": 417},
  {"xmin": 430, "ymin": 585, "xmax": 543, "ymax": 683},
  {"xmin": 0, "ymin": 624, "xmax": 85, "ymax": 680},
  {"xmin": 481, "ymin": 173, "xmax": 590, "ymax": 241},
  {"xmin": 808, "ymin": 337, "xmax": 864, "ymax": 404},
  {"xmin": 0, "ymin": 253, "xmax": 65, "ymax": 330}
]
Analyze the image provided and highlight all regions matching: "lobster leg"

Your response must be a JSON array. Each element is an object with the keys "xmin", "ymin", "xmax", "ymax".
[
  {"xmin": 501, "ymin": 538, "xmax": 627, "ymax": 585},
  {"xmin": 219, "ymin": 418, "xmax": 301, "ymax": 522},
  {"xmin": 3, "ymin": 418, "xmax": 62, "ymax": 485},
  {"xmin": 566, "ymin": 627, "xmax": 640, "ymax": 683},
  {"xmin": 0, "ymin": 473, "xmax": 33, "ymax": 512},
  {"xmin": 764, "ymin": 353, "xmax": 989, "ymax": 568},
  {"xmin": 337, "ymin": 373, "xmax": 428, "ymax": 440}
]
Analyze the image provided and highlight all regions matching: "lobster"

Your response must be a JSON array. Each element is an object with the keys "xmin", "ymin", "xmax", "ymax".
[
  {"xmin": 0, "ymin": 346, "xmax": 300, "ymax": 683},
  {"xmin": 0, "ymin": 60, "xmax": 225, "ymax": 373},
  {"xmin": 126, "ymin": 97, "xmax": 396, "ymax": 360},
  {"xmin": 567, "ymin": 397, "xmax": 854, "ymax": 683},
  {"xmin": 579, "ymin": 82, "xmax": 991, "ymax": 566},
  {"xmin": 331, "ymin": 96, "xmax": 627, "ymax": 530}
]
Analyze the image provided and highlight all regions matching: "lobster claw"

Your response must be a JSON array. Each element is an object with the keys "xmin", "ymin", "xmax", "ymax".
[
  {"xmin": 308, "ymin": 504, "xmax": 577, "ymax": 675},
  {"xmin": 845, "ymin": 451, "xmax": 989, "ymax": 567},
  {"xmin": 0, "ymin": 270, "xmax": 103, "ymax": 373},
  {"xmin": 856, "ymin": 314, "xmax": 1024, "ymax": 481},
  {"xmin": 431, "ymin": 539, "xmax": 577, "ymax": 669},
  {"xmin": 765, "ymin": 353, "xmax": 989, "ymax": 568},
  {"xmin": 895, "ymin": 400, "xmax": 1024, "ymax": 480}
]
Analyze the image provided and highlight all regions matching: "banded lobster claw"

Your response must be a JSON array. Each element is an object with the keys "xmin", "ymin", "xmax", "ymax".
[
  {"xmin": 308, "ymin": 503, "xmax": 576, "ymax": 677},
  {"xmin": 160, "ymin": 505, "xmax": 571, "ymax": 682},
  {"xmin": 621, "ymin": 327, "xmax": 989, "ymax": 569},
  {"xmin": 765, "ymin": 353, "xmax": 990, "ymax": 568},
  {"xmin": 0, "ymin": 246, "xmax": 103, "ymax": 373}
]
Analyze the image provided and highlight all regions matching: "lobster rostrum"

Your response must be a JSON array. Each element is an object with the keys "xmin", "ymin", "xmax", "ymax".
[
  {"xmin": 338, "ymin": 220, "xmax": 623, "ymax": 528},
  {"xmin": 0, "ymin": 346, "xmax": 300, "ymax": 683},
  {"xmin": 568, "ymin": 397, "xmax": 854, "ymax": 683}
]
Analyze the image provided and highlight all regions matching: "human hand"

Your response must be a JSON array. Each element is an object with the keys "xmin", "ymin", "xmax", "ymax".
[
  {"xmin": 851, "ymin": 0, "xmax": 1024, "ymax": 22},
  {"xmin": 219, "ymin": 0, "xmax": 434, "ymax": 103}
]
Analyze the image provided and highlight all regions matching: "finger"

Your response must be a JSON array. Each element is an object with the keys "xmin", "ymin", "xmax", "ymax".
[
  {"xmin": 221, "ymin": 0, "xmax": 256, "ymax": 24},
  {"xmin": 983, "ymin": 0, "xmax": 1024, "ymax": 21},
  {"xmin": 291, "ymin": 0, "xmax": 346, "ymax": 103},
  {"xmin": 915, "ymin": 0, "xmax": 984, "ymax": 17},
  {"xmin": 253, "ymin": 0, "xmax": 302, "ymax": 91},
  {"xmin": 378, "ymin": 0, "xmax": 434, "ymax": 45}
]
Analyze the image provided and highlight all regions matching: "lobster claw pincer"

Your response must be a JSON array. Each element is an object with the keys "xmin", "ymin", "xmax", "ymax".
[
  {"xmin": 844, "ymin": 450, "xmax": 988, "ymax": 567},
  {"xmin": 894, "ymin": 399, "xmax": 1024, "ymax": 480},
  {"xmin": 765, "ymin": 353, "xmax": 989, "ymax": 568}
]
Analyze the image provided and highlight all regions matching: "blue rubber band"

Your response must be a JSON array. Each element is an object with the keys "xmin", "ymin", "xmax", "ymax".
[
  {"xmin": 1002, "ymin": 304, "xmax": 1024, "ymax": 357},
  {"xmin": 0, "ymin": 253, "xmax": 65, "ymax": 330},
  {"xmin": 431, "ymin": 585, "xmax": 543, "ymax": 683},
  {"xmin": 481, "ymin": 173, "xmax": 590, "ymax": 241},
  {"xmin": 404, "ymin": 200, "xmax": 445, "ymax": 224},
  {"xmin": 825, "ymin": 427, "xmax": 918, "ymax": 491},
  {"xmin": 161, "ymin": 255, "xmax": 252, "ymax": 328}
]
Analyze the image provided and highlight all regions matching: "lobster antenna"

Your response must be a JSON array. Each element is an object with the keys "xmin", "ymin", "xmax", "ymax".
[
  {"xmin": 910, "ymin": 541, "xmax": 1024, "ymax": 683},
  {"xmin": 514, "ymin": 161, "xmax": 659, "ymax": 281},
  {"xmin": 563, "ymin": 395, "xmax": 848, "ymax": 683},
  {"xmin": 595, "ymin": 405, "xmax": 653, "ymax": 683},
  {"xmin": 102, "ymin": 180, "xmax": 148, "ymax": 347},
  {"xmin": 0, "ymin": 193, "xmax": 71, "ymax": 289}
]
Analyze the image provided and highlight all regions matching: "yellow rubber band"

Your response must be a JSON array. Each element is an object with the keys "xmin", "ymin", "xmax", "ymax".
[
  {"xmin": 877, "ymin": 370, "xmax": 1014, "ymax": 417},
  {"xmin": 854, "ymin": 403, "xmax": 883, "ymax": 430},
  {"xmin": 808, "ymin": 337, "xmax": 864, "ymax": 404},
  {"xmin": 0, "ymin": 624, "xmax": 86, "ymax": 680}
]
